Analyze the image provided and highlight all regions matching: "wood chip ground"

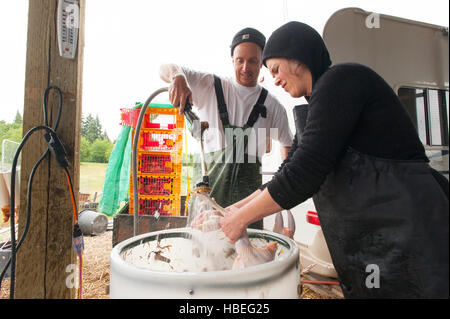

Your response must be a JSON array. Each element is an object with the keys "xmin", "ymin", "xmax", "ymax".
[{"xmin": 1, "ymin": 230, "xmax": 334, "ymax": 299}]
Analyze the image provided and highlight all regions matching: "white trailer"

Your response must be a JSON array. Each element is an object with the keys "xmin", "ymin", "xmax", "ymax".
[{"xmin": 323, "ymin": 7, "xmax": 449, "ymax": 177}]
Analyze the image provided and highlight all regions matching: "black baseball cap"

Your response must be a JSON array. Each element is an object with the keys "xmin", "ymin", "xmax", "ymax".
[{"xmin": 230, "ymin": 27, "xmax": 266, "ymax": 56}]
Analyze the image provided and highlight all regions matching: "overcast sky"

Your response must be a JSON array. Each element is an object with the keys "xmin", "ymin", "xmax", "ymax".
[{"xmin": 1, "ymin": 0, "xmax": 449, "ymax": 144}]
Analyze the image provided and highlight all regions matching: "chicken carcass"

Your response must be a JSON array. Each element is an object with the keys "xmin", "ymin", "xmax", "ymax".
[
  {"xmin": 232, "ymin": 210, "xmax": 295, "ymax": 270},
  {"xmin": 189, "ymin": 191, "xmax": 296, "ymax": 270}
]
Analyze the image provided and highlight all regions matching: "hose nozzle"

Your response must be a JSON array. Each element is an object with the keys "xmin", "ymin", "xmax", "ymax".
[{"xmin": 184, "ymin": 100, "xmax": 208, "ymax": 140}]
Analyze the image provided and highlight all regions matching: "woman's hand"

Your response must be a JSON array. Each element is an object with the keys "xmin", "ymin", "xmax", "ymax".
[
  {"xmin": 221, "ymin": 189, "xmax": 284, "ymax": 243},
  {"xmin": 190, "ymin": 210, "xmax": 223, "ymax": 232},
  {"xmin": 225, "ymin": 205, "xmax": 239, "ymax": 214},
  {"xmin": 220, "ymin": 211, "xmax": 248, "ymax": 244}
]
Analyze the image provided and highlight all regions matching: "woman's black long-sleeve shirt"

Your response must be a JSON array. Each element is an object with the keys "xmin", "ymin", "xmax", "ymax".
[{"xmin": 267, "ymin": 63, "xmax": 428, "ymax": 209}]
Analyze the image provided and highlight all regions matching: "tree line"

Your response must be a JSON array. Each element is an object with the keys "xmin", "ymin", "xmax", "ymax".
[
  {"xmin": 0, "ymin": 112, "xmax": 23, "ymax": 162},
  {"xmin": 80, "ymin": 113, "xmax": 114, "ymax": 163},
  {"xmin": 0, "ymin": 112, "xmax": 23, "ymax": 145},
  {"xmin": 0, "ymin": 111, "xmax": 114, "ymax": 163}
]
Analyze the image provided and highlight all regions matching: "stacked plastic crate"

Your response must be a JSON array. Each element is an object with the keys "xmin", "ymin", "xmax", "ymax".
[{"xmin": 120, "ymin": 103, "xmax": 184, "ymax": 216}]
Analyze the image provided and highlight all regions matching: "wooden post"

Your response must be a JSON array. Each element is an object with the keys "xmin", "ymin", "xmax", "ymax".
[{"xmin": 15, "ymin": 0, "xmax": 85, "ymax": 298}]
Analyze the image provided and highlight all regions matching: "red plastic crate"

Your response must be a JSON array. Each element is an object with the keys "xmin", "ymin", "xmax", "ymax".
[
  {"xmin": 120, "ymin": 108, "xmax": 179, "ymax": 129},
  {"xmin": 120, "ymin": 108, "xmax": 141, "ymax": 127}
]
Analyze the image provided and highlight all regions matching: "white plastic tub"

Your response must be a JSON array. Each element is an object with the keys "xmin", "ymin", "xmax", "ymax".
[{"xmin": 110, "ymin": 228, "xmax": 300, "ymax": 299}]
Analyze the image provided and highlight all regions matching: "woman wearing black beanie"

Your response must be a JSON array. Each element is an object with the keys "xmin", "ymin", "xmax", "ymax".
[{"xmin": 220, "ymin": 21, "xmax": 449, "ymax": 298}]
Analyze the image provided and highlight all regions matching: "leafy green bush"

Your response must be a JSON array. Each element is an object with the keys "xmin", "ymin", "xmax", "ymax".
[
  {"xmin": 0, "ymin": 112, "xmax": 23, "ymax": 158},
  {"xmin": 88, "ymin": 139, "xmax": 114, "ymax": 163},
  {"xmin": 80, "ymin": 137, "xmax": 91, "ymax": 162}
]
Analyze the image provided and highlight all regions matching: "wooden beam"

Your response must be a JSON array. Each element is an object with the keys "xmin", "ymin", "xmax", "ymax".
[{"xmin": 16, "ymin": 0, "xmax": 85, "ymax": 299}]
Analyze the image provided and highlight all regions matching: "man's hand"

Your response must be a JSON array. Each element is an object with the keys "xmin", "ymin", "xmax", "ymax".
[
  {"xmin": 159, "ymin": 63, "xmax": 193, "ymax": 114},
  {"xmin": 169, "ymin": 74, "xmax": 193, "ymax": 114}
]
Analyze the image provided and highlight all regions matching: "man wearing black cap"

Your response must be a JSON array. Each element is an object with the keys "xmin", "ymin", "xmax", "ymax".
[{"xmin": 160, "ymin": 27, "xmax": 293, "ymax": 229}]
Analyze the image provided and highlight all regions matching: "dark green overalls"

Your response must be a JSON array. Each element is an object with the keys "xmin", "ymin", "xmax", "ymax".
[{"xmin": 193, "ymin": 75, "xmax": 268, "ymax": 229}]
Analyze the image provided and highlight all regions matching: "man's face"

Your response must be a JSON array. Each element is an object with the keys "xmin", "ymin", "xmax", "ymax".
[{"xmin": 232, "ymin": 42, "xmax": 263, "ymax": 87}]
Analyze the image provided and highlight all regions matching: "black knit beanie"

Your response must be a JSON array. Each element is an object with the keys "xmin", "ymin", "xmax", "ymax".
[
  {"xmin": 262, "ymin": 21, "xmax": 332, "ymax": 85},
  {"xmin": 230, "ymin": 27, "xmax": 266, "ymax": 56}
]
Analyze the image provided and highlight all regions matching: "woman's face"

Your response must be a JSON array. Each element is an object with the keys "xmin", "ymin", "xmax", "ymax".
[{"xmin": 266, "ymin": 58, "xmax": 312, "ymax": 98}]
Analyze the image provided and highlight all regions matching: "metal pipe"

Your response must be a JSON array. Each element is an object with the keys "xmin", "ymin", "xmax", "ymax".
[
  {"xmin": 199, "ymin": 138, "xmax": 208, "ymax": 178},
  {"xmin": 132, "ymin": 87, "xmax": 168, "ymax": 236}
]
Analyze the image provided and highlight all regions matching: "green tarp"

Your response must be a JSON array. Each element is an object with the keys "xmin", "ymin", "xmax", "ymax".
[{"xmin": 97, "ymin": 125, "xmax": 132, "ymax": 216}]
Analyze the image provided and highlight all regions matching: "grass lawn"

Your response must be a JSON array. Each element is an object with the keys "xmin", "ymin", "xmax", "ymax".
[
  {"xmin": 0, "ymin": 162, "xmax": 108, "ymax": 237},
  {"xmin": 79, "ymin": 162, "xmax": 108, "ymax": 199},
  {"xmin": 1, "ymin": 162, "xmax": 195, "ymax": 233}
]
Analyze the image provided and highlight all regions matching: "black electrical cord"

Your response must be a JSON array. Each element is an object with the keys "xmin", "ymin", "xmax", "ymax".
[
  {"xmin": 43, "ymin": 86, "xmax": 63, "ymax": 130},
  {"xmin": 0, "ymin": 148, "xmax": 50, "ymax": 291},
  {"xmin": 0, "ymin": 86, "xmax": 66, "ymax": 298},
  {"xmin": 1, "ymin": 125, "xmax": 57, "ymax": 298}
]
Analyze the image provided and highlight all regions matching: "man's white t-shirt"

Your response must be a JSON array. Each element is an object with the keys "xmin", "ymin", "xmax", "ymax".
[{"xmin": 182, "ymin": 67, "xmax": 293, "ymax": 160}]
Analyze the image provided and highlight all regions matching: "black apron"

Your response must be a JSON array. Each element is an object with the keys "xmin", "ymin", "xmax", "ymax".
[
  {"xmin": 193, "ymin": 75, "xmax": 268, "ymax": 229},
  {"xmin": 313, "ymin": 148, "xmax": 449, "ymax": 298}
]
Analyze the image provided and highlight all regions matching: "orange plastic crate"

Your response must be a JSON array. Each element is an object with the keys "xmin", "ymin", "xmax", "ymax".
[
  {"xmin": 137, "ymin": 154, "xmax": 183, "ymax": 175},
  {"xmin": 127, "ymin": 104, "xmax": 185, "ymax": 216},
  {"xmin": 129, "ymin": 195, "xmax": 181, "ymax": 216},
  {"xmin": 144, "ymin": 113, "xmax": 177, "ymax": 129},
  {"xmin": 144, "ymin": 106, "xmax": 185, "ymax": 130},
  {"xmin": 138, "ymin": 130, "xmax": 183, "ymax": 152},
  {"xmin": 138, "ymin": 153, "xmax": 173, "ymax": 174},
  {"xmin": 137, "ymin": 176, "xmax": 181, "ymax": 196}
]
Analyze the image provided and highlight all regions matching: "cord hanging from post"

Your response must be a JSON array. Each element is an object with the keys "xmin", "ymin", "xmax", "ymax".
[{"xmin": 0, "ymin": 86, "xmax": 83, "ymax": 299}]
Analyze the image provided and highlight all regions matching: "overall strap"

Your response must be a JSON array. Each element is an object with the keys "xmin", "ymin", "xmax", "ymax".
[
  {"xmin": 213, "ymin": 75, "xmax": 230, "ymax": 126},
  {"xmin": 246, "ymin": 87, "xmax": 268, "ymax": 128}
]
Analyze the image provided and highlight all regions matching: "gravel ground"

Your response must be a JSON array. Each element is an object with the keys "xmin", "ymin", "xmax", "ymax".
[
  {"xmin": 0, "ymin": 230, "xmax": 112, "ymax": 299},
  {"xmin": 80, "ymin": 230, "xmax": 112, "ymax": 299}
]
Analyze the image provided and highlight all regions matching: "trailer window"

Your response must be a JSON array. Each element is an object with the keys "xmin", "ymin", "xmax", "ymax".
[
  {"xmin": 446, "ymin": 91, "xmax": 449, "ymax": 136},
  {"xmin": 428, "ymin": 90, "xmax": 442, "ymax": 145},
  {"xmin": 398, "ymin": 87, "xmax": 449, "ymax": 147},
  {"xmin": 415, "ymin": 89, "xmax": 427, "ymax": 144}
]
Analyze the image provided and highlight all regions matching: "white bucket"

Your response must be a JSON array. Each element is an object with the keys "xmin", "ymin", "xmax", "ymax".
[{"xmin": 110, "ymin": 228, "xmax": 300, "ymax": 299}]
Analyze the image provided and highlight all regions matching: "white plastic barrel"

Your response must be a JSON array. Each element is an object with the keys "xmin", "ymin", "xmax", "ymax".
[{"xmin": 110, "ymin": 228, "xmax": 300, "ymax": 299}]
